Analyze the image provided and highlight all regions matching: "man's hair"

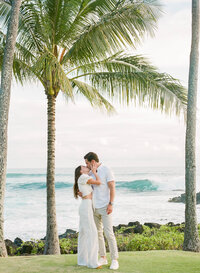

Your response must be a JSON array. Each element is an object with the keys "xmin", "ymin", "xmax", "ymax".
[{"xmin": 84, "ymin": 152, "xmax": 99, "ymax": 162}]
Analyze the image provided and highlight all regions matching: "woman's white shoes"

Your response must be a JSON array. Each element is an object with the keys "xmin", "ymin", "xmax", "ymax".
[
  {"xmin": 98, "ymin": 257, "xmax": 108, "ymax": 265},
  {"xmin": 110, "ymin": 260, "xmax": 119, "ymax": 270},
  {"xmin": 98, "ymin": 258, "xmax": 119, "ymax": 270}
]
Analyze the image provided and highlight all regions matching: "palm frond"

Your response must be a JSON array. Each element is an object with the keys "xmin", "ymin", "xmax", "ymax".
[
  {"xmin": 0, "ymin": 0, "xmax": 12, "ymax": 30},
  {"xmin": 71, "ymin": 79, "xmax": 115, "ymax": 113},
  {"xmin": 0, "ymin": 28, "xmax": 39, "ymax": 83},
  {"xmin": 17, "ymin": 0, "xmax": 47, "ymax": 53},
  {"xmin": 12, "ymin": 57, "xmax": 40, "ymax": 84},
  {"xmin": 60, "ymin": 0, "xmax": 119, "ymax": 46},
  {"xmin": 62, "ymin": 0, "xmax": 162, "ymax": 65},
  {"xmin": 43, "ymin": 0, "xmax": 88, "ymax": 47},
  {"xmin": 69, "ymin": 53, "xmax": 187, "ymax": 116},
  {"xmin": 43, "ymin": 0, "xmax": 67, "ymax": 47},
  {"xmin": 0, "ymin": 0, "xmax": 186, "ymax": 120}
]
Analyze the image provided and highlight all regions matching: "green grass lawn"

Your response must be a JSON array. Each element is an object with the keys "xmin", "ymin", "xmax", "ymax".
[{"xmin": 0, "ymin": 251, "xmax": 200, "ymax": 273}]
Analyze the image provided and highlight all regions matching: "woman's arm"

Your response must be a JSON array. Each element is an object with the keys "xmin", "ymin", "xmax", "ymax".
[
  {"xmin": 87, "ymin": 177, "xmax": 101, "ymax": 185},
  {"xmin": 87, "ymin": 164, "xmax": 101, "ymax": 185}
]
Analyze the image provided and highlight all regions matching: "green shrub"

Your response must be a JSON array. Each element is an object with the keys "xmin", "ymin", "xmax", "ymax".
[
  {"xmin": 59, "ymin": 238, "xmax": 77, "ymax": 254},
  {"xmin": 8, "ymin": 224, "xmax": 187, "ymax": 256},
  {"xmin": 116, "ymin": 224, "xmax": 184, "ymax": 251}
]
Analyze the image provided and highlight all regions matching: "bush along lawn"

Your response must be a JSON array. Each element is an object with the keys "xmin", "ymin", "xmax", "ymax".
[{"xmin": 5, "ymin": 221, "xmax": 200, "ymax": 256}]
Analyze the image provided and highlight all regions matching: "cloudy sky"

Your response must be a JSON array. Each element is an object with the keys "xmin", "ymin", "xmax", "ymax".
[{"xmin": 7, "ymin": 0, "xmax": 199, "ymax": 169}]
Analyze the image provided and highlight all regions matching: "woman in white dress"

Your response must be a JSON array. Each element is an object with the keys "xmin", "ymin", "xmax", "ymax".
[{"xmin": 74, "ymin": 164, "xmax": 101, "ymax": 269}]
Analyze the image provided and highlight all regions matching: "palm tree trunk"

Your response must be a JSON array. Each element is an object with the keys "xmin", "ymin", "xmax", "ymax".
[
  {"xmin": 44, "ymin": 94, "xmax": 60, "ymax": 255},
  {"xmin": 0, "ymin": 0, "xmax": 22, "ymax": 257},
  {"xmin": 183, "ymin": 0, "xmax": 200, "ymax": 252}
]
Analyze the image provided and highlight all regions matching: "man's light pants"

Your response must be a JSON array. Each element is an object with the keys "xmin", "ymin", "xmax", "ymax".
[{"xmin": 93, "ymin": 205, "xmax": 119, "ymax": 260}]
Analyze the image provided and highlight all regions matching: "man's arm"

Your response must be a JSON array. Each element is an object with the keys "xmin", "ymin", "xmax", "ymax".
[{"xmin": 107, "ymin": 180, "xmax": 115, "ymax": 214}]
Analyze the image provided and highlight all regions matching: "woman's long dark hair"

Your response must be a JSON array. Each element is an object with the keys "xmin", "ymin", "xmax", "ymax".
[{"xmin": 74, "ymin": 165, "xmax": 82, "ymax": 199}]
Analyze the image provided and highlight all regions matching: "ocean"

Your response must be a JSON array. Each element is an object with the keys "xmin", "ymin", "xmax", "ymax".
[{"xmin": 4, "ymin": 166, "xmax": 200, "ymax": 241}]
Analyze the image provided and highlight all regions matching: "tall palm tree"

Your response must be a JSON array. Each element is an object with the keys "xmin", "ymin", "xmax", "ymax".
[
  {"xmin": 0, "ymin": 0, "xmax": 22, "ymax": 257},
  {"xmin": 0, "ymin": 0, "xmax": 187, "ymax": 254},
  {"xmin": 183, "ymin": 0, "xmax": 200, "ymax": 252}
]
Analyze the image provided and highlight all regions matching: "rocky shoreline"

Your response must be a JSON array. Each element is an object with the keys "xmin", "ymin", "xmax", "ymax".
[
  {"xmin": 168, "ymin": 192, "xmax": 200, "ymax": 204},
  {"xmin": 5, "ymin": 221, "xmax": 187, "ymax": 256}
]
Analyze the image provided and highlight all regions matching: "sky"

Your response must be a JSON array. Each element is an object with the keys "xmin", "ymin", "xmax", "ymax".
[{"xmin": 7, "ymin": 0, "xmax": 197, "ymax": 169}]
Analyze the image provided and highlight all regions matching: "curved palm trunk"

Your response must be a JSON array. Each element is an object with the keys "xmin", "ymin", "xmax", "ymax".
[
  {"xmin": 44, "ymin": 94, "xmax": 60, "ymax": 255},
  {"xmin": 183, "ymin": 0, "xmax": 200, "ymax": 252},
  {"xmin": 0, "ymin": 0, "xmax": 22, "ymax": 257}
]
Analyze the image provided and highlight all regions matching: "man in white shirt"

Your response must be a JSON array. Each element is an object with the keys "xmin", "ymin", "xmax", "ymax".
[{"xmin": 84, "ymin": 152, "xmax": 119, "ymax": 270}]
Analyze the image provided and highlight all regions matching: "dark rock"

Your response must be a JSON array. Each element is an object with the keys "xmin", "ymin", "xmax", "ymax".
[
  {"xmin": 167, "ymin": 222, "xmax": 180, "ymax": 227},
  {"xmin": 65, "ymin": 229, "xmax": 77, "ymax": 235},
  {"xmin": 128, "ymin": 221, "xmax": 140, "ymax": 227},
  {"xmin": 69, "ymin": 233, "xmax": 78, "ymax": 239},
  {"xmin": 14, "ymin": 237, "xmax": 23, "ymax": 247},
  {"xmin": 116, "ymin": 224, "xmax": 128, "ymax": 230},
  {"xmin": 133, "ymin": 224, "xmax": 144, "ymax": 234},
  {"xmin": 168, "ymin": 192, "xmax": 200, "ymax": 204},
  {"xmin": 122, "ymin": 225, "xmax": 144, "ymax": 234},
  {"xmin": 59, "ymin": 234, "xmax": 66, "ymax": 239},
  {"xmin": 167, "ymin": 222, "xmax": 183, "ymax": 231},
  {"xmin": 167, "ymin": 222, "xmax": 175, "ymax": 227},
  {"xmin": 123, "ymin": 228, "xmax": 135, "ymax": 234},
  {"xmin": 144, "ymin": 222, "xmax": 161, "ymax": 229},
  {"xmin": 5, "ymin": 239, "xmax": 17, "ymax": 256},
  {"xmin": 42, "ymin": 229, "xmax": 78, "ymax": 240},
  {"xmin": 113, "ymin": 224, "xmax": 128, "ymax": 232},
  {"xmin": 59, "ymin": 229, "xmax": 77, "ymax": 239}
]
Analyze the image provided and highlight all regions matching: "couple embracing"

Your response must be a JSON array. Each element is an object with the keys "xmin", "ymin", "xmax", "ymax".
[{"xmin": 74, "ymin": 152, "xmax": 119, "ymax": 270}]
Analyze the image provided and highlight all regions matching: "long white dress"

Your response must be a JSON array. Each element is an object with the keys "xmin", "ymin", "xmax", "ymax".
[{"xmin": 77, "ymin": 174, "xmax": 99, "ymax": 268}]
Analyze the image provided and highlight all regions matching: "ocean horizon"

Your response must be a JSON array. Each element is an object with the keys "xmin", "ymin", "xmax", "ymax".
[{"xmin": 4, "ymin": 166, "xmax": 200, "ymax": 241}]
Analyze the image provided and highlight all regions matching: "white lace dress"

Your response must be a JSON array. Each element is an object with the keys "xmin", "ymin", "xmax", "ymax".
[{"xmin": 77, "ymin": 174, "xmax": 99, "ymax": 268}]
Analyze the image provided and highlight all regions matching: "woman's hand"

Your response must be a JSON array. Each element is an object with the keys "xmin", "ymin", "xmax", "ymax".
[
  {"xmin": 78, "ymin": 191, "xmax": 83, "ymax": 198},
  {"xmin": 91, "ymin": 162, "xmax": 98, "ymax": 173}
]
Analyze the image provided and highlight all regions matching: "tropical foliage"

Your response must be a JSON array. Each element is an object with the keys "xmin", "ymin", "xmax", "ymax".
[
  {"xmin": 0, "ymin": 0, "xmax": 187, "ymax": 114},
  {"xmin": 6, "ymin": 223, "xmax": 200, "ymax": 256}
]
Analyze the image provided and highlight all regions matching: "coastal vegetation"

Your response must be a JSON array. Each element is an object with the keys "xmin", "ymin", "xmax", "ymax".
[{"xmin": 4, "ymin": 222, "xmax": 200, "ymax": 256}]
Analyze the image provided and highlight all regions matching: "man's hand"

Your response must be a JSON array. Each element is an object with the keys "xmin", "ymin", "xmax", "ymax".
[
  {"xmin": 107, "ymin": 181, "xmax": 115, "ymax": 215},
  {"xmin": 78, "ymin": 191, "xmax": 83, "ymax": 198},
  {"xmin": 106, "ymin": 204, "xmax": 113, "ymax": 215}
]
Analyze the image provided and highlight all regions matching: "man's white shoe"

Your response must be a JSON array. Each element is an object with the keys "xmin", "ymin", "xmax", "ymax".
[
  {"xmin": 98, "ymin": 257, "xmax": 108, "ymax": 266},
  {"xmin": 110, "ymin": 260, "xmax": 119, "ymax": 270}
]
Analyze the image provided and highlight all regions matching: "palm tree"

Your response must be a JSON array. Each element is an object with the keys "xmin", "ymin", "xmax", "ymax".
[
  {"xmin": 0, "ymin": 0, "xmax": 22, "ymax": 257},
  {"xmin": 0, "ymin": 0, "xmax": 187, "ymax": 254},
  {"xmin": 183, "ymin": 0, "xmax": 200, "ymax": 252}
]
